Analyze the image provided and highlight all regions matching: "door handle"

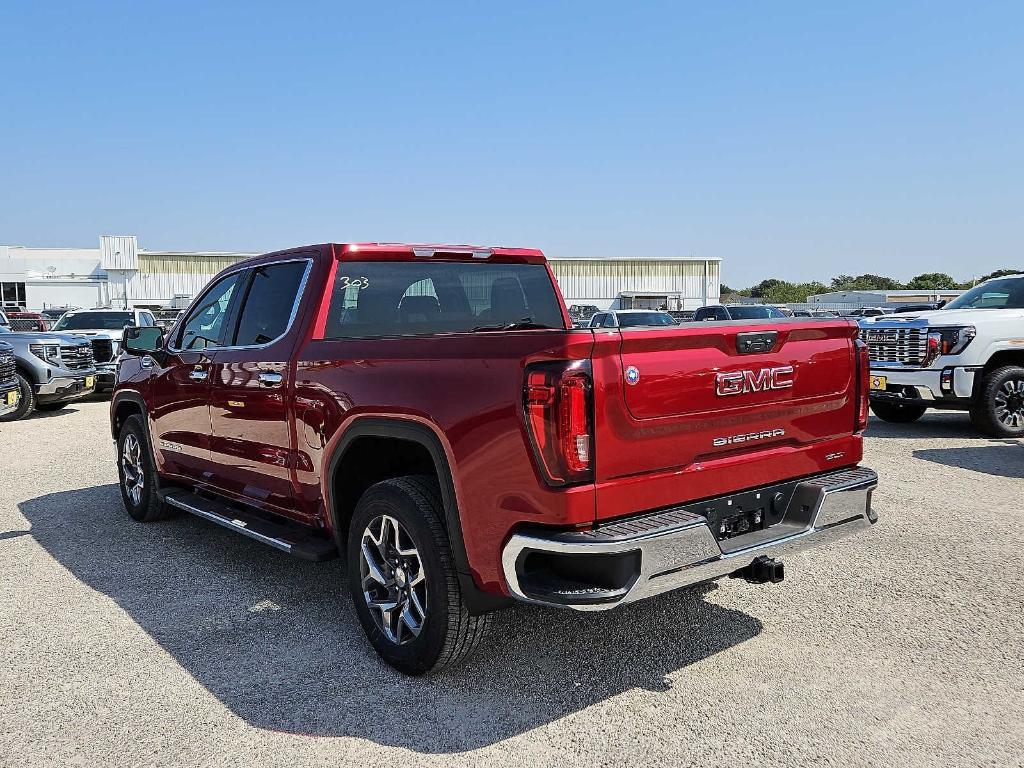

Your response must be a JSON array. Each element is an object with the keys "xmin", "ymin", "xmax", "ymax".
[
  {"xmin": 258, "ymin": 371, "xmax": 284, "ymax": 387},
  {"xmin": 189, "ymin": 369, "xmax": 209, "ymax": 381}
]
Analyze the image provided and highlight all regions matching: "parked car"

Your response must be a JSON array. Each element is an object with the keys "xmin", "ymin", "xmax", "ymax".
[
  {"xmin": 692, "ymin": 304, "xmax": 788, "ymax": 321},
  {"xmin": 51, "ymin": 308, "xmax": 159, "ymax": 391},
  {"xmin": 0, "ymin": 340, "xmax": 20, "ymax": 418},
  {"xmin": 848, "ymin": 307, "xmax": 890, "ymax": 318},
  {"xmin": 0, "ymin": 327, "xmax": 96, "ymax": 421},
  {"xmin": 112, "ymin": 242, "xmax": 877, "ymax": 675},
  {"xmin": 861, "ymin": 274, "xmax": 1024, "ymax": 436},
  {"xmin": 890, "ymin": 303, "xmax": 941, "ymax": 314},
  {"xmin": 588, "ymin": 309, "xmax": 677, "ymax": 328},
  {"xmin": 567, "ymin": 304, "xmax": 600, "ymax": 328},
  {"xmin": 1, "ymin": 309, "xmax": 51, "ymax": 332}
]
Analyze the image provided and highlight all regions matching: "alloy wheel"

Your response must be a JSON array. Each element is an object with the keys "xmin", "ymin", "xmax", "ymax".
[
  {"xmin": 994, "ymin": 378, "xmax": 1024, "ymax": 429},
  {"xmin": 359, "ymin": 514, "xmax": 427, "ymax": 645},
  {"xmin": 121, "ymin": 433, "xmax": 145, "ymax": 506}
]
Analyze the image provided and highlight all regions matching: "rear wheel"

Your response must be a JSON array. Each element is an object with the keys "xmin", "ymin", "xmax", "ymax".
[
  {"xmin": 117, "ymin": 415, "xmax": 175, "ymax": 522},
  {"xmin": 347, "ymin": 476, "xmax": 492, "ymax": 675},
  {"xmin": 0, "ymin": 373, "xmax": 35, "ymax": 422},
  {"xmin": 869, "ymin": 400, "xmax": 927, "ymax": 423},
  {"xmin": 970, "ymin": 366, "xmax": 1024, "ymax": 438}
]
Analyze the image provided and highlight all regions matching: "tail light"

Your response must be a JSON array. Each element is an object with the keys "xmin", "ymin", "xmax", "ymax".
[
  {"xmin": 855, "ymin": 338, "xmax": 870, "ymax": 432},
  {"xmin": 523, "ymin": 362, "xmax": 594, "ymax": 485}
]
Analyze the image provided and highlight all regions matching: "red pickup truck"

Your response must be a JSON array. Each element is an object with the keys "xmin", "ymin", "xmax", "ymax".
[{"xmin": 112, "ymin": 243, "xmax": 878, "ymax": 674}]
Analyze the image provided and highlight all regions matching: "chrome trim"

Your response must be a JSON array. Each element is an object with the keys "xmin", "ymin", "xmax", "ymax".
[
  {"xmin": 167, "ymin": 258, "xmax": 313, "ymax": 354},
  {"xmin": 163, "ymin": 495, "xmax": 293, "ymax": 554},
  {"xmin": 501, "ymin": 467, "xmax": 878, "ymax": 611},
  {"xmin": 258, "ymin": 371, "xmax": 283, "ymax": 386},
  {"xmin": 35, "ymin": 375, "xmax": 97, "ymax": 396}
]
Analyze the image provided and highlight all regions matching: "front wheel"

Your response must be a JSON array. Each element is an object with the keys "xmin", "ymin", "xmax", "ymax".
[
  {"xmin": 869, "ymin": 400, "xmax": 927, "ymax": 423},
  {"xmin": 0, "ymin": 373, "xmax": 35, "ymax": 422},
  {"xmin": 117, "ymin": 415, "xmax": 175, "ymax": 522},
  {"xmin": 347, "ymin": 476, "xmax": 492, "ymax": 675},
  {"xmin": 970, "ymin": 366, "xmax": 1024, "ymax": 438}
]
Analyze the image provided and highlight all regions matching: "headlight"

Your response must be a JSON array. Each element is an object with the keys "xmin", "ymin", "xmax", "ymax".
[
  {"xmin": 927, "ymin": 326, "xmax": 976, "ymax": 357},
  {"xmin": 29, "ymin": 343, "xmax": 61, "ymax": 365}
]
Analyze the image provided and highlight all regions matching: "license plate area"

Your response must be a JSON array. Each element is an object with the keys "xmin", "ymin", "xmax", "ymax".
[{"xmin": 696, "ymin": 479, "xmax": 800, "ymax": 542}]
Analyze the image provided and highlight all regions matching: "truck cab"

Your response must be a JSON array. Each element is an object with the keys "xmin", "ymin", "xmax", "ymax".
[{"xmin": 862, "ymin": 274, "xmax": 1024, "ymax": 436}]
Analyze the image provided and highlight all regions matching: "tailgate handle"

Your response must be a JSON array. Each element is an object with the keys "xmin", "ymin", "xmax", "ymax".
[{"xmin": 736, "ymin": 331, "xmax": 778, "ymax": 355}]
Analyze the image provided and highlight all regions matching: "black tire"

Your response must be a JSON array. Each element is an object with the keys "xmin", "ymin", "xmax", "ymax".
[
  {"xmin": 970, "ymin": 365, "xmax": 1024, "ymax": 438},
  {"xmin": 347, "ymin": 475, "xmax": 492, "ymax": 675},
  {"xmin": 869, "ymin": 400, "xmax": 927, "ymax": 423},
  {"xmin": 117, "ymin": 415, "xmax": 175, "ymax": 522},
  {"xmin": 35, "ymin": 401, "xmax": 69, "ymax": 412},
  {"xmin": 0, "ymin": 372, "xmax": 36, "ymax": 422}
]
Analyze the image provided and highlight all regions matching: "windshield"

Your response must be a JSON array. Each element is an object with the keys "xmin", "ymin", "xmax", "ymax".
[
  {"xmin": 944, "ymin": 277, "xmax": 1024, "ymax": 310},
  {"xmin": 53, "ymin": 312, "xmax": 133, "ymax": 330},
  {"xmin": 618, "ymin": 312, "xmax": 676, "ymax": 328},
  {"xmin": 728, "ymin": 305, "xmax": 785, "ymax": 320}
]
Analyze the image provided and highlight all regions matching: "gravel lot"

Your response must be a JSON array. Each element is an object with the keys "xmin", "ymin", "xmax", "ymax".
[{"xmin": 2, "ymin": 399, "xmax": 1022, "ymax": 767}]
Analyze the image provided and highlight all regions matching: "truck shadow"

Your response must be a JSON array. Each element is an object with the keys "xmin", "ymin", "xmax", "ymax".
[
  {"xmin": 866, "ymin": 413, "xmax": 978, "ymax": 439},
  {"xmin": 913, "ymin": 444, "xmax": 1024, "ymax": 479},
  {"xmin": 18, "ymin": 484, "xmax": 762, "ymax": 752}
]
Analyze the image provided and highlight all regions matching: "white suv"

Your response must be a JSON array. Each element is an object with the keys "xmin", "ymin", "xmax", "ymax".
[
  {"xmin": 50, "ymin": 308, "xmax": 158, "ymax": 391},
  {"xmin": 860, "ymin": 274, "xmax": 1024, "ymax": 436}
]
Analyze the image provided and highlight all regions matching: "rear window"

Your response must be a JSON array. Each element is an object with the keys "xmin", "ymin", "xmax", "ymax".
[{"xmin": 324, "ymin": 261, "xmax": 565, "ymax": 338}]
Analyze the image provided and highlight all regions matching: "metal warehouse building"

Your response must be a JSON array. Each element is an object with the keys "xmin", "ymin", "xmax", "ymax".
[
  {"xmin": 1, "ymin": 235, "xmax": 720, "ymax": 312},
  {"xmin": 808, "ymin": 288, "xmax": 963, "ymax": 309}
]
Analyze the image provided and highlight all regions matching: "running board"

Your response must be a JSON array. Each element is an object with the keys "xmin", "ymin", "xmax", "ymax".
[{"xmin": 162, "ymin": 490, "xmax": 338, "ymax": 561}]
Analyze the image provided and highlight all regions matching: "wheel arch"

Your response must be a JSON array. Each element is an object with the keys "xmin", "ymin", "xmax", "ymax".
[
  {"xmin": 323, "ymin": 416, "xmax": 508, "ymax": 615},
  {"xmin": 110, "ymin": 390, "xmax": 148, "ymax": 440}
]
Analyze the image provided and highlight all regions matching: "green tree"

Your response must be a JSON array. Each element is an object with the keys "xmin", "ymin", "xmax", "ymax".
[
  {"xmin": 749, "ymin": 278, "xmax": 785, "ymax": 298},
  {"xmin": 759, "ymin": 281, "xmax": 828, "ymax": 303},
  {"xmin": 906, "ymin": 272, "xmax": 957, "ymax": 290},
  {"xmin": 830, "ymin": 273, "xmax": 903, "ymax": 291}
]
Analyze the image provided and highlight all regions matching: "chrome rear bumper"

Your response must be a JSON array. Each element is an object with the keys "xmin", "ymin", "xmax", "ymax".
[{"xmin": 501, "ymin": 466, "xmax": 878, "ymax": 611}]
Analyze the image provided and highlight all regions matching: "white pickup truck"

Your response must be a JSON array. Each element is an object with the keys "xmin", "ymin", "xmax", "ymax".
[{"xmin": 860, "ymin": 274, "xmax": 1024, "ymax": 437}]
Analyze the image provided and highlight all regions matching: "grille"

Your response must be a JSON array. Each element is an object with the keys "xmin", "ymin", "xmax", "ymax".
[
  {"xmin": 861, "ymin": 327, "xmax": 927, "ymax": 365},
  {"xmin": 0, "ymin": 353, "xmax": 15, "ymax": 383},
  {"xmin": 90, "ymin": 338, "xmax": 114, "ymax": 364},
  {"xmin": 60, "ymin": 344, "xmax": 95, "ymax": 371}
]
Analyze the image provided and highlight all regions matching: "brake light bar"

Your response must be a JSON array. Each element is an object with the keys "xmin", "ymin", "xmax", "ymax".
[{"xmin": 523, "ymin": 362, "xmax": 594, "ymax": 485}]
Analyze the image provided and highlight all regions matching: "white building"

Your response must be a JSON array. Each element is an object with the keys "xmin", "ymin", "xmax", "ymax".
[
  {"xmin": 808, "ymin": 288, "xmax": 964, "ymax": 309},
  {"xmin": 1, "ymin": 235, "xmax": 720, "ymax": 312}
]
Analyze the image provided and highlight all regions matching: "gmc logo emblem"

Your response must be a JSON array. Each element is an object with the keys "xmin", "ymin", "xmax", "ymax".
[{"xmin": 716, "ymin": 366, "xmax": 795, "ymax": 396}]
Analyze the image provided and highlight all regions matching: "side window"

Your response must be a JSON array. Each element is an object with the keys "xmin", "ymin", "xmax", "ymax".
[
  {"xmin": 233, "ymin": 261, "xmax": 309, "ymax": 346},
  {"xmin": 718, "ymin": 308, "xmax": 730, "ymax": 320},
  {"xmin": 177, "ymin": 273, "xmax": 241, "ymax": 350},
  {"xmin": 590, "ymin": 313, "xmax": 604, "ymax": 327},
  {"xmin": 602, "ymin": 314, "xmax": 618, "ymax": 328}
]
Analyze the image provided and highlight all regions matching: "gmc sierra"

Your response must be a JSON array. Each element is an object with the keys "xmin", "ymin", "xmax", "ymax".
[{"xmin": 112, "ymin": 243, "xmax": 878, "ymax": 674}]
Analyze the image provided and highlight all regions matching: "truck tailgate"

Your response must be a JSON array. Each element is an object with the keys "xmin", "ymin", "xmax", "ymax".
[{"xmin": 591, "ymin": 320, "xmax": 862, "ymax": 521}]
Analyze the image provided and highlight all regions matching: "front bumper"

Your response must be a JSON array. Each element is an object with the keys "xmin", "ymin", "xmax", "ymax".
[
  {"xmin": 95, "ymin": 363, "xmax": 117, "ymax": 389},
  {"xmin": 0, "ymin": 385, "xmax": 19, "ymax": 416},
  {"xmin": 501, "ymin": 467, "xmax": 878, "ymax": 610},
  {"xmin": 35, "ymin": 375, "xmax": 96, "ymax": 401},
  {"xmin": 869, "ymin": 366, "xmax": 977, "ymax": 407}
]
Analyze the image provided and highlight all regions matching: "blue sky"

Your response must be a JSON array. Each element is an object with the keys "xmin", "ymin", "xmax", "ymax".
[{"xmin": 1, "ymin": 1, "xmax": 1021, "ymax": 287}]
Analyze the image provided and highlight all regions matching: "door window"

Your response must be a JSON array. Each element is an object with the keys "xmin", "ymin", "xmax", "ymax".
[
  {"xmin": 232, "ymin": 261, "xmax": 309, "ymax": 346},
  {"xmin": 177, "ymin": 273, "xmax": 241, "ymax": 350}
]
